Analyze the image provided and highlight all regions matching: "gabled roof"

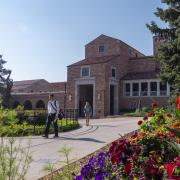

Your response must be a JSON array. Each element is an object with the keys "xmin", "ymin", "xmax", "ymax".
[
  {"xmin": 121, "ymin": 71, "xmax": 160, "ymax": 80},
  {"xmin": 68, "ymin": 55, "xmax": 120, "ymax": 67},
  {"xmin": 86, "ymin": 34, "xmax": 145, "ymax": 56}
]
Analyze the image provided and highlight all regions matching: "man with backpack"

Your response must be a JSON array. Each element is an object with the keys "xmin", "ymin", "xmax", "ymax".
[{"xmin": 43, "ymin": 94, "xmax": 60, "ymax": 138}]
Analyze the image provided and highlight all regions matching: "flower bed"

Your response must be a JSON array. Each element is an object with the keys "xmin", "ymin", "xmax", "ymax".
[{"xmin": 74, "ymin": 99, "xmax": 180, "ymax": 179}]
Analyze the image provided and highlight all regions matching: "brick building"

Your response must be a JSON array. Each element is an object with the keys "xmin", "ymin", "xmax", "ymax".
[
  {"xmin": 11, "ymin": 34, "xmax": 170, "ymax": 117},
  {"xmin": 11, "ymin": 79, "xmax": 66, "ymax": 110},
  {"xmin": 66, "ymin": 34, "xmax": 169, "ymax": 117}
]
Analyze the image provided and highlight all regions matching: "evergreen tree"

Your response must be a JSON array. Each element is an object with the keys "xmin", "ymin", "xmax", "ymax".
[
  {"xmin": 147, "ymin": 0, "xmax": 180, "ymax": 96},
  {"xmin": 0, "ymin": 55, "xmax": 13, "ymax": 107}
]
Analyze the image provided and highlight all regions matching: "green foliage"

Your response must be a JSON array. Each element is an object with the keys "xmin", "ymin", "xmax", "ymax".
[
  {"xmin": 0, "ymin": 55, "xmax": 13, "ymax": 108},
  {"xmin": 0, "ymin": 120, "xmax": 80, "ymax": 137},
  {"xmin": 0, "ymin": 137, "xmax": 32, "ymax": 180},
  {"xmin": 147, "ymin": 0, "xmax": 180, "ymax": 98},
  {"xmin": 141, "ymin": 107, "xmax": 148, "ymax": 113},
  {"xmin": 0, "ymin": 107, "xmax": 18, "ymax": 126},
  {"xmin": 175, "ymin": 109, "xmax": 180, "ymax": 120}
]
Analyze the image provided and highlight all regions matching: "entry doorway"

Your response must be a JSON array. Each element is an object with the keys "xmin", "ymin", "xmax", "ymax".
[
  {"xmin": 110, "ymin": 85, "xmax": 115, "ymax": 115},
  {"xmin": 78, "ymin": 85, "xmax": 93, "ymax": 117}
]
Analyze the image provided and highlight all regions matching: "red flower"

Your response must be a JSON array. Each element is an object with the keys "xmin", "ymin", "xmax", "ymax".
[
  {"xmin": 137, "ymin": 120, "xmax": 143, "ymax": 125},
  {"xmin": 177, "ymin": 104, "xmax": 180, "ymax": 110},
  {"xmin": 152, "ymin": 101, "xmax": 157, "ymax": 109},
  {"xmin": 148, "ymin": 112, "xmax": 155, "ymax": 117},
  {"xmin": 165, "ymin": 163, "xmax": 176, "ymax": 177},
  {"xmin": 176, "ymin": 96, "xmax": 180, "ymax": 110},
  {"xmin": 166, "ymin": 132, "xmax": 175, "ymax": 138},
  {"xmin": 143, "ymin": 115, "xmax": 148, "ymax": 120},
  {"xmin": 124, "ymin": 162, "xmax": 132, "ymax": 175}
]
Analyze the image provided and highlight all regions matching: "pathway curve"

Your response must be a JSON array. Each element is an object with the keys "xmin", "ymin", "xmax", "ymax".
[{"xmin": 18, "ymin": 116, "xmax": 139, "ymax": 179}]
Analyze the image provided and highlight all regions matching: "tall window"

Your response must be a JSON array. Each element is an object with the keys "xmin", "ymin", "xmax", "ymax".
[
  {"xmin": 150, "ymin": 82, "xmax": 157, "ymax": 96},
  {"xmin": 111, "ymin": 68, "xmax": 116, "ymax": 78},
  {"xmin": 125, "ymin": 83, "xmax": 130, "ymax": 96},
  {"xmin": 132, "ymin": 83, "xmax": 139, "ymax": 96},
  {"xmin": 160, "ymin": 82, "xmax": 167, "ymax": 96},
  {"xmin": 141, "ymin": 82, "xmax": 148, "ymax": 96},
  {"xmin": 98, "ymin": 45, "xmax": 105, "ymax": 53},
  {"xmin": 81, "ymin": 66, "xmax": 90, "ymax": 78}
]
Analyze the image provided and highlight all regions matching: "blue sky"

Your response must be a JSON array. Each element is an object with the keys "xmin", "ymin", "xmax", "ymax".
[{"xmin": 0, "ymin": 0, "xmax": 166, "ymax": 82}]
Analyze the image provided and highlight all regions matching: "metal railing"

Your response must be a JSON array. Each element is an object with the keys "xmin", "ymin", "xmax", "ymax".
[{"xmin": 17, "ymin": 109, "xmax": 79, "ymax": 134}]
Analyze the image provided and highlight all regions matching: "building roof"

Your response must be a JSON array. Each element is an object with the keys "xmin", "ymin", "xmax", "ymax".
[
  {"xmin": 121, "ymin": 71, "xmax": 160, "ymax": 80},
  {"xmin": 68, "ymin": 55, "xmax": 120, "ymax": 67},
  {"xmin": 12, "ymin": 79, "xmax": 48, "ymax": 90},
  {"xmin": 86, "ymin": 34, "xmax": 145, "ymax": 57},
  {"xmin": 129, "ymin": 55, "xmax": 154, "ymax": 60}
]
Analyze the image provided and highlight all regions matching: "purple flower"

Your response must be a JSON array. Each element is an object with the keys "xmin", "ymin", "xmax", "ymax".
[
  {"xmin": 74, "ymin": 175, "xmax": 83, "ymax": 180},
  {"xmin": 89, "ymin": 157, "xmax": 96, "ymax": 165}
]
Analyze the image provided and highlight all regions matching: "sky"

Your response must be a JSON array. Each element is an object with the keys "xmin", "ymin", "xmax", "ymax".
[{"xmin": 0, "ymin": 0, "xmax": 166, "ymax": 82}]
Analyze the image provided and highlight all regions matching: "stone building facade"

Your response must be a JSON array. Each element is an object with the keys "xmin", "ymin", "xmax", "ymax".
[{"xmin": 11, "ymin": 34, "xmax": 170, "ymax": 117}]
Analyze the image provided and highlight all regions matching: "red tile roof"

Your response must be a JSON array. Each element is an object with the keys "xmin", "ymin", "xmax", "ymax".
[{"xmin": 68, "ymin": 55, "xmax": 120, "ymax": 67}]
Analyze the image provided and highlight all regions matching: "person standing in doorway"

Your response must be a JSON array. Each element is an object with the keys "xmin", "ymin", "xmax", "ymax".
[
  {"xmin": 83, "ymin": 101, "xmax": 92, "ymax": 126},
  {"xmin": 43, "ymin": 94, "xmax": 60, "ymax": 138}
]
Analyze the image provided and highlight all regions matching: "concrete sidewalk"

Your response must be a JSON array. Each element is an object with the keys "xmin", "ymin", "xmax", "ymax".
[{"xmin": 16, "ymin": 117, "xmax": 139, "ymax": 179}]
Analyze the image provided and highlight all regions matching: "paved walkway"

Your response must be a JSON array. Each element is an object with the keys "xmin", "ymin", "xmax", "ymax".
[{"xmin": 18, "ymin": 117, "xmax": 139, "ymax": 179}]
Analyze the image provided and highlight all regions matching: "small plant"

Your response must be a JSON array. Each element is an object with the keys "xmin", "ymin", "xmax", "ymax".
[
  {"xmin": 0, "ymin": 137, "xmax": 32, "ymax": 180},
  {"xmin": 43, "ymin": 146, "xmax": 78, "ymax": 180}
]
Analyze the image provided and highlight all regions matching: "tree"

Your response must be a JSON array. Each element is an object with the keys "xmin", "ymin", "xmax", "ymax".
[
  {"xmin": 147, "ymin": 0, "xmax": 180, "ymax": 96},
  {"xmin": 0, "ymin": 55, "xmax": 13, "ymax": 107}
]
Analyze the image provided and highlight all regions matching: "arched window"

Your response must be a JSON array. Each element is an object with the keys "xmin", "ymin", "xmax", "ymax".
[
  {"xmin": 13, "ymin": 101, "xmax": 20, "ymax": 109},
  {"xmin": 23, "ymin": 100, "xmax": 32, "ymax": 110},
  {"xmin": 36, "ymin": 100, "xmax": 45, "ymax": 109}
]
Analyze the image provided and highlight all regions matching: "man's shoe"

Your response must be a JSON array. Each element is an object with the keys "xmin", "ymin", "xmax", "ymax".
[
  {"xmin": 42, "ymin": 135, "xmax": 48, "ymax": 138},
  {"xmin": 53, "ymin": 135, "xmax": 59, "ymax": 138}
]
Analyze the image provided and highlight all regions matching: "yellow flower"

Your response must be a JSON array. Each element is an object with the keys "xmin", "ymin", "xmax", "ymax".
[{"xmin": 159, "ymin": 165, "xmax": 164, "ymax": 170}]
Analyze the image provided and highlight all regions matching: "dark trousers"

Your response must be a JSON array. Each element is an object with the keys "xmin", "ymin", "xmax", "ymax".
[{"xmin": 45, "ymin": 113, "xmax": 58, "ymax": 136}]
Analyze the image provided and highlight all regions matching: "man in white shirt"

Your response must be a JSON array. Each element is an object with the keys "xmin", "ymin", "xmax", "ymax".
[{"xmin": 43, "ymin": 94, "xmax": 60, "ymax": 138}]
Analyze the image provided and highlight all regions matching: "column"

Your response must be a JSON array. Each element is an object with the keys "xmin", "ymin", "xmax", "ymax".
[
  {"xmin": 130, "ymin": 82, "xmax": 132, "ymax": 96},
  {"xmin": 139, "ymin": 82, "xmax": 141, "ymax": 96},
  {"xmin": 167, "ymin": 83, "xmax": 170, "ymax": 96},
  {"xmin": 148, "ymin": 82, "xmax": 150, "ymax": 96},
  {"xmin": 157, "ymin": 81, "xmax": 160, "ymax": 96}
]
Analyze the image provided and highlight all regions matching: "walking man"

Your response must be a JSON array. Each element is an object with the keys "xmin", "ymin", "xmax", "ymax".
[{"xmin": 43, "ymin": 94, "xmax": 60, "ymax": 138}]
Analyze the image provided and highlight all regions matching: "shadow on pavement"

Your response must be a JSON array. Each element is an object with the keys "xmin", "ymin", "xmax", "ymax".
[{"xmin": 59, "ymin": 136, "xmax": 106, "ymax": 143}]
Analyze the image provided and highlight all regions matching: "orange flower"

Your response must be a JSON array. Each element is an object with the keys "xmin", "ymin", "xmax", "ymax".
[
  {"xmin": 140, "ymin": 132, "xmax": 146, "ymax": 137},
  {"xmin": 173, "ymin": 122, "xmax": 180, "ymax": 129},
  {"xmin": 166, "ymin": 113, "xmax": 172, "ymax": 118}
]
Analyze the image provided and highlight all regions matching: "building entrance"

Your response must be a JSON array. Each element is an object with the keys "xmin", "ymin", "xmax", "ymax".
[
  {"xmin": 79, "ymin": 85, "xmax": 93, "ymax": 117},
  {"xmin": 110, "ymin": 85, "xmax": 115, "ymax": 115}
]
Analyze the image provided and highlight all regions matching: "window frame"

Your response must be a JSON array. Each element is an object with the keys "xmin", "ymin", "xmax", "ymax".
[
  {"xmin": 81, "ymin": 66, "xmax": 91, "ymax": 78},
  {"xmin": 98, "ymin": 45, "xmax": 105, "ymax": 53}
]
